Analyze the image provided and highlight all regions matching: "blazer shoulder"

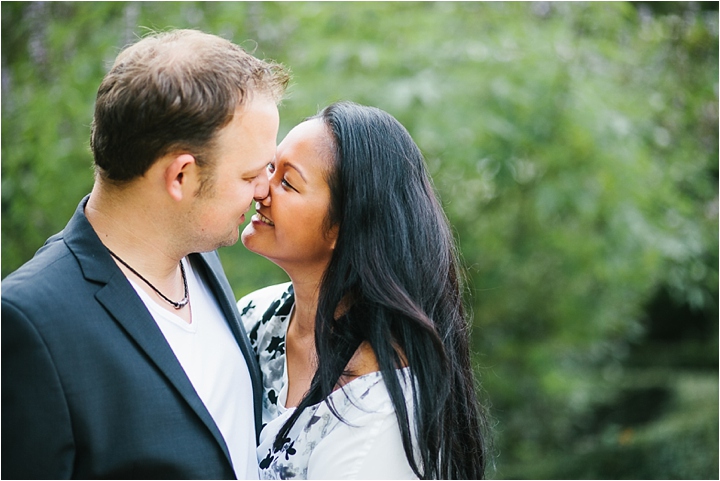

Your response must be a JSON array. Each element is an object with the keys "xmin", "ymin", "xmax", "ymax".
[
  {"xmin": 2, "ymin": 238, "xmax": 74, "ymax": 298},
  {"xmin": 1, "ymin": 224, "xmax": 109, "ymax": 329}
]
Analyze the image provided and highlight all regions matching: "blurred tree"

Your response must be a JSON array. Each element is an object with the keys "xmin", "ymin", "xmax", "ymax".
[{"xmin": 2, "ymin": 2, "xmax": 717, "ymax": 478}]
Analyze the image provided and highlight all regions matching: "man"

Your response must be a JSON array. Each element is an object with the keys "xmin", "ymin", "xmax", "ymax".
[{"xmin": 2, "ymin": 29, "xmax": 289, "ymax": 479}]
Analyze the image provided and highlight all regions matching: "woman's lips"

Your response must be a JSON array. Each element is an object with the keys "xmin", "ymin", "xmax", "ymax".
[{"xmin": 254, "ymin": 211, "xmax": 275, "ymax": 226}]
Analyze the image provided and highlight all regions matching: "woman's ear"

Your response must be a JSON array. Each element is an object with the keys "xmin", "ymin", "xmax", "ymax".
[
  {"xmin": 165, "ymin": 154, "xmax": 198, "ymax": 202},
  {"xmin": 328, "ymin": 224, "xmax": 339, "ymax": 250}
]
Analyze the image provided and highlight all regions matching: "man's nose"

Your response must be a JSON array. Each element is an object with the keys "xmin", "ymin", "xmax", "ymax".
[{"xmin": 254, "ymin": 173, "xmax": 270, "ymax": 201}]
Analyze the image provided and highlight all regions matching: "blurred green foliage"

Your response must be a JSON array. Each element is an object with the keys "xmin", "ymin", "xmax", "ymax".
[{"xmin": 2, "ymin": 2, "xmax": 717, "ymax": 478}]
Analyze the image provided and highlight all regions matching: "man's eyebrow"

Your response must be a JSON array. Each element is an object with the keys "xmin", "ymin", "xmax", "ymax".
[
  {"xmin": 243, "ymin": 157, "xmax": 274, "ymax": 178},
  {"xmin": 284, "ymin": 161, "xmax": 307, "ymax": 183}
]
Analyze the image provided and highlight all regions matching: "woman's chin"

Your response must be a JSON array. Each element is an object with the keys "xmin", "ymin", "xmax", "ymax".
[{"xmin": 240, "ymin": 225, "xmax": 261, "ymax": 251}]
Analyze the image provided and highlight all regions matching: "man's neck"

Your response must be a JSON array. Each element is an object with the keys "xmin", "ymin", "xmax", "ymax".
[
  {"xmin": 85, "ymin": 181, "xmax": 183, "ymax": 279},
  {"xmin": 86, "ymin": 181, "xmax": 194, "ymax": 322}
]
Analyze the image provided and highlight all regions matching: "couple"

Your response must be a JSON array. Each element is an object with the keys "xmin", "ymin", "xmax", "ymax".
[{"xmin": 2, "ymin": 30, "xmax": 488, "ymax": 479}]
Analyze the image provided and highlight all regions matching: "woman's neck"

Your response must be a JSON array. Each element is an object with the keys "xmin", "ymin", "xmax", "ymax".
[
  {"xmin": 283, "ymin": 273, "xmax": 322, "ymax": 407},
  {"xmin": 285, "ymin": 265, "xmax": 327, "ymax": 334}
]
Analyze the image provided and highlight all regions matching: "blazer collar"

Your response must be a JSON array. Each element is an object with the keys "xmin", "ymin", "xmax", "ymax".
[
  {"xmin": 60, "ymin": 195, "xmax": 121, "ymax": 284},
  {"xmin": 62, "ymin": 195, "xmax": 238, "ymax": 467}
]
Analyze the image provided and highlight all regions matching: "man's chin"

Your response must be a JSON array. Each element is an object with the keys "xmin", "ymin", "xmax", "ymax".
[
  {"xmin": 218, "ymin": 232, "xmax": 240, "ymax": 249},
  {"xmin": 195, "ymin": 231, "xmax": 240, "ymax": 252}
]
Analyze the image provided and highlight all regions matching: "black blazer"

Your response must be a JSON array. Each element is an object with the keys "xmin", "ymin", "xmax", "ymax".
[{"xmin": 1, "ymin": 196, "xmax": 263, "ymax": 479}]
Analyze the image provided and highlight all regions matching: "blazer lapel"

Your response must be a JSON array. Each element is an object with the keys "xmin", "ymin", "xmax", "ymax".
[
  {"xmin": 192, "ymin": 251, "xmax": 264, "ymax": 441},
  {"xmin": 62, "ymin": 196, "xmax": 233, "ymax": 465}
]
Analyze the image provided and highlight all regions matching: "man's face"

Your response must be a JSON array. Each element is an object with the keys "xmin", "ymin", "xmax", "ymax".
[{"xmin": 187, "ymin": 95, "xmax": 279, "ymax": 252}]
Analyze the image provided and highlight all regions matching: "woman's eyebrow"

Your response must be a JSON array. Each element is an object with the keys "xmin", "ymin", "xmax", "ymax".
[{"xmin": 284, "ymin": 161, "xmax": 307, "ymax": 183}]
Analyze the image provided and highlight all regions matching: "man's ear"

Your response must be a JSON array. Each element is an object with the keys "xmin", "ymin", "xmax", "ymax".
[{"xmin": 165, "ymin": 154, "xmax": 197, "ymax": 202}]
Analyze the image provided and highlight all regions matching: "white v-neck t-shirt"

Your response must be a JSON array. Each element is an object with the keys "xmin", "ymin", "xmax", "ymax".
[{"xmin": 128, "ymin": 258, "xmax": 258, "ymax": 479}]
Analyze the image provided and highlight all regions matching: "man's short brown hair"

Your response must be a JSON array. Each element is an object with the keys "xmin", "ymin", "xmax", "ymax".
[{"xmin": 90, "ymin": 29, "xmax": 289, "ymax": 184}]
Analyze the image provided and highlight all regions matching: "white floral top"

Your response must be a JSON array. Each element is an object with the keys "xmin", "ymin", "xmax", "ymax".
[{"xmin": 238, "ymin": 283, "xmax": 419, "ymax": 480}]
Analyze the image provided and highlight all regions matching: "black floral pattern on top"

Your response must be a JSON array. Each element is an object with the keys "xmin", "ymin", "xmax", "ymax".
[
  {"xmin": 239, "ymin": 283, "xmax": 295, "ymax": 427},
  {"xmin": 238, "ymin": 283, "xmax": 418, "ymax": 480}
]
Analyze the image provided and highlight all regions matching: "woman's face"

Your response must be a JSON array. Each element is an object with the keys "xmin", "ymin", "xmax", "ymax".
[{"xmin": 241, "ymin": 118, "xmax": 338, "ymax": 275}]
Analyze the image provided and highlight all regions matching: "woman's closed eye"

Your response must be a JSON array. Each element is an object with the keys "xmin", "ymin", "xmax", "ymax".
[
  {"xmin": 268, "ymin": 161, "xmax": 297, "ymax": 192},
  {"xmin": 281, "ymin": 177, "xmax": 296, "ymax": 191}
]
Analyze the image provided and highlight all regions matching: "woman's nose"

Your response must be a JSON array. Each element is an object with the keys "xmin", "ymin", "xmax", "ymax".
[{"xmin": 258, "ymin": 188, "xmax": 272, "ymax": 206}]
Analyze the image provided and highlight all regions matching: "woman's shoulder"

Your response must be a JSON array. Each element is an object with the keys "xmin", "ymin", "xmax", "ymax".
[
  {"xmin": 307, "ymin": 367, "xmax": 418, "ymax": 479},
  {"xmin": 335, "ymin": 366, "xmax": 414, "ymax": 411},
  {"xmin": 237, "ymin": 282, "xmax": 293, "ymax": 320},
  {"xmin": 237, "ymin": 282, "xmax": 293, "ymax": 341}
]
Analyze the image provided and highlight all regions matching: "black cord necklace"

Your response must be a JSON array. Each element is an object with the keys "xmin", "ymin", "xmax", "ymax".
[{"xmin": 107, "ymin": 248, "xmax": 189, "ymax": 309}]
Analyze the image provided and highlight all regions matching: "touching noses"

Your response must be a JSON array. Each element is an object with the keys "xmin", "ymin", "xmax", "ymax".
[{"xmin": 256, "ymin": 165, "xmax": 274, "ymax": 206}]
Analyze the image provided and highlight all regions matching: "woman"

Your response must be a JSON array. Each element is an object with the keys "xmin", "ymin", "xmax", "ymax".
[{"xmin": 239, "ymin": 101, "xmax": 489, "ymax": 479}]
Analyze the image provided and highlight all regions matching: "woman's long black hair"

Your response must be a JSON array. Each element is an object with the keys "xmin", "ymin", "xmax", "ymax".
[{"xmin": 274, "ymin": 101, "xmax": 489, "ymax": 479}]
